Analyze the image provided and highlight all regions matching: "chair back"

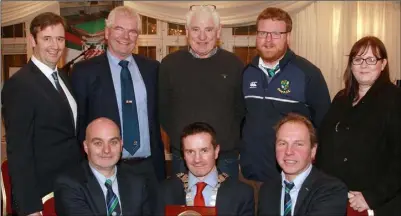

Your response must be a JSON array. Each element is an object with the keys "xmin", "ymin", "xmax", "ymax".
[{"xmin": 1, "ymin": 159, "xmax": 13, "ymax": 215}]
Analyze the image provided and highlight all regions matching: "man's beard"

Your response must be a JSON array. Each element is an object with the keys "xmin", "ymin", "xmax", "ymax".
[{"xmin": 258, "ymin": 44, "xmax": 288, "ymax": 64}]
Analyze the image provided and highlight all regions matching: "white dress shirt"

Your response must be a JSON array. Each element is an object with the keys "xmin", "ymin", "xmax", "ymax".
[
  {"xmin": 89, "ymin": 164, "xmax": 122, "ymax": 212},
  {"xmin": 280, "ymin": 164, "xmax": 312, "ymax": 216},
  {"xmin": 31, "ymin": 55, "xmax": 77, "ymax": 128}
]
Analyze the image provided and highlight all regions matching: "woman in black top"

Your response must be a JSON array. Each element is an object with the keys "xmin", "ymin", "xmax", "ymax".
[{"xmin": 316, "ymin": 36, "xmax": 401, "ymax": 215}]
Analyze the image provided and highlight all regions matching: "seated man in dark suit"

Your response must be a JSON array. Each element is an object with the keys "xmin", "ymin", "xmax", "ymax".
[
  {"xmin": 157, "ymin": 122, "xmax": 254, "ymax": 215},
  {"xmin": 54, "ymin": 117, "xmax": 150, "ymax": 216},
  {"xmin": 258, "ymin": 113, "xmax": 347, "ymax": 216}
]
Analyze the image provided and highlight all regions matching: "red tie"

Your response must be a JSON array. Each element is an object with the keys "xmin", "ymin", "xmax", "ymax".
[{"xmin": 194, "ymin": 182, "xmax": 207, "ymax": 206}]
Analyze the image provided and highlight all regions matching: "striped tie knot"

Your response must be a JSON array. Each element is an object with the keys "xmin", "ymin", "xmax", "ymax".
[
  {"xmin": 284, "ymin": 181, "xmax": 295, "ymax": 193},
  {"xmin": 264, "ymin": 65, "xmax": 280, "ymax": 77},
  {"xmin": 105, "ymin": 179, "xmax": 113, "ymax": 188}
]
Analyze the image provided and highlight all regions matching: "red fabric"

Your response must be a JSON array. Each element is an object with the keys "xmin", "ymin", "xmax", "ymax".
[
  {"xmin": 347, "ymin": 203, "xmax": 368, "ymax": 216},
  {"xmin": 65, "ymin": 32, "xmax": 82, "ymax": 46},
  {"xmin": 194, "ymin": 182, "xmax": 207, "ymax": 206},
  {"xmin": 42, "ymin": 197, "xmax": 56, "ymax": 216}
]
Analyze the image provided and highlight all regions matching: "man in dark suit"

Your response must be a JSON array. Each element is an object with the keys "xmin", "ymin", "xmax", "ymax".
[
  {"xmin": 1, "ymin": 12, "xmax": 83, "ymax": 215},
  {"xmin": 157, "ymin": 122, "xmax": 254, "ymax": 216},
  {"xmin": 258, "ymin": 113, "xmax": 347, "ymax": 216},
  {"xmin": 70, "ymin": 5, "xmax": 165, "ymax": 184},
  {"xmin": 54, "ymin": 117, "xmax": 150, "ymax": 216}
]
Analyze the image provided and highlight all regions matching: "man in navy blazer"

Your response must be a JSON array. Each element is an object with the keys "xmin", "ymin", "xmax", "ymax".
[
  {"xmin": 1, "ymin": 12, "xmax": 83, "ymax": 215},
  {"xmin": 70, "ymin": 6, "xmax": 165, "ymax": 204},
  {"xmin": 54, "ymin": 117, "xmax": 151, "ymax": 216},
  {"xmin": 258, "ymin": 113, "xmax": 347, "ymax": 216},
  {"xmin": 72, "ymin": 6, "xmax": 165, "ymax": 208}
]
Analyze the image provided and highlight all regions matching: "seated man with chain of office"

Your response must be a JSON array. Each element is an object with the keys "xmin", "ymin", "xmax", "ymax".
[{"xmin": 157, "ymin": 122, "xmax": 254, "ymax": 215}]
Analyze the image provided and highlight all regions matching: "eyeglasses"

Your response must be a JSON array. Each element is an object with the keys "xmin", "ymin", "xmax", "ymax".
[
  {"xmin": 189, "ymin": 5, "xmax": 216, "ymax": 11},
  {"xmin": 111, "ymin": 26, "xmax": 139, "ymax": 37},
  {"xmin": 352, "ymin": 57, "xmax": 384, "ymax": 65},
  {"xmin": 256, "ymin": 31, "xmax": 288, "ymax": 39}
]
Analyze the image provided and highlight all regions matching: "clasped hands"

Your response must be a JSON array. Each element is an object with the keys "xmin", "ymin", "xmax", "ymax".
[{"xmin": 348, "ymin": 191, "xmax": 370, "ymax": 212}]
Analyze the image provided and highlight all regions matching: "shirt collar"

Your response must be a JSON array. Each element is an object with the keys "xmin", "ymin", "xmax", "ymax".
[
  {"xmin": 31, "ymin": 55, "xmax": 58, "ymax": 77},
  {"xmin": 89, "ymin": 162, "xmax": 118, "ymax": 185},
  {"xmin": 106, "ymin": 49, "xmax": 134, "ymax": 69},
  {"xmin": 189, "ymin": 47, "xmax": 218, "ymax": 59},
  {"xmin": 188, "ymin": 167, "xmax": 219, "ymax": 189},
  {"xmin": 258, "ymin": 57, "xmax": 280, "ymax": 70},
  {"xmin": 281, "ymin": 164, "xmax": 313, "ymax": 190}
]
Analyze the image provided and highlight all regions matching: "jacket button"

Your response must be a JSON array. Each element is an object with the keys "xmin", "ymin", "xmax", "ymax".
[{"xmin": 344, "ymin": 158, "xmax": 348, "ymax": 162}]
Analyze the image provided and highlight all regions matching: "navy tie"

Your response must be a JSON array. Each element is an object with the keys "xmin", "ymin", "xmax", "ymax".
[
  {"xmin": 119, "ymin": 60, "xmax": 140, "ymax": 155},
  {"xmin": 284, "ymin": 181, "xmax": 295, "ymax": 216}
]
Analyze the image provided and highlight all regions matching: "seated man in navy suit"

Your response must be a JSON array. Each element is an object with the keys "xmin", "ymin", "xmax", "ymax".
[
  {"xmin": 54, "ymin": 117, "xmax": 151, "ymax": 216},
  {"xmin": 258, "ymin": 113, "xmax": 347, "ymax": 216},
  {"xmin": 157, "ymin": 122, "xmax": 254, "ymax": 215}
]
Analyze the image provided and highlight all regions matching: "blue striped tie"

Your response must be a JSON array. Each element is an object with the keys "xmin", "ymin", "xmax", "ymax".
[
  {"xmin": 105, "ymin": 179, "xmax": 121, "ymax": 216},
  {"xmin": 284, "ymin": 181, "xmax": 295, "ymax": 216}
]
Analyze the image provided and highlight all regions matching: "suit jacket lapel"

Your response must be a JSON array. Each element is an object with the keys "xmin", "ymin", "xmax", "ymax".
[
  {"xmin": 57, "ymin": 69, "xmax": 76, "ymax": 132},
  {"xmin": 58, "ymin": 69, "xmax": 74, "ymax": 98},
  {"xmin": 294, "ymin": 167, "xmax": 316, "ymax": 215},
  {"xmin": 117, "ymin": 167, "xmax": 135, "ymax": 215},
  {"xmin": 269, "ymin": 179, "xmax": 282, "ymax": 215},
  {"xmin": 97, "ymin": 54, "xmax": 121, "ymax": 127},
  {"xmin": 29, "ymin": 60, "xmax": 63, "ymax": 103},
  {"xmin": 83, "ymin": 162, "xmax": 107, "ymax": 215}
]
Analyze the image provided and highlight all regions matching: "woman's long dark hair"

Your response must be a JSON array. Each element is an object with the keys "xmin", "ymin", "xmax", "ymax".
[{"xmin": 342, "ymin": 36, "xmax": 390, "ymax": 101}]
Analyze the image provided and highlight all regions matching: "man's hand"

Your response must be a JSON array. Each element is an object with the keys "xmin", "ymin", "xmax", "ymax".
[
  {"xmin": 348, "ymin": 191, "xmax": 370, "ymax": 212},
  {"xmin": 27, "ymin": 211, "xmax": 42, "ymax": 216}
]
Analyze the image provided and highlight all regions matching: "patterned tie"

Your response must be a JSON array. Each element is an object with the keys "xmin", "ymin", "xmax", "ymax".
[
  {"xmin": 51, "ymin": 71, "xmax": 68, "ymax": 101},
  {"xmin": 105, "ymin": 179, "xmax": 121, "ymax": 216},
  {"xmin": 119, "ymin": 60, "xmax": 140, "ymax": 155},
  {"xmin": 194, "ymin": 182, "xmax": 207, "ymax": 206},
  {"xmin": 264, "ymin": 65, "xmax": 280, "ymax": 77},
  {"xmin": 284, "ymin": 181, "xmax": 295, "ymax": 216}
]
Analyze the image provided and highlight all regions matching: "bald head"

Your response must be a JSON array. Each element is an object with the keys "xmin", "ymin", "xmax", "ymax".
[
  {"xmin": 85, "ymin": 117, "xmax": 120, "ymax": 141},
  {"xmin": 84, "ymin": 117, "xmax": 122, "ymax": 176}
]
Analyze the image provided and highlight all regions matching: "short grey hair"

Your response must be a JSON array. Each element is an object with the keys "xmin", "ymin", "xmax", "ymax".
[
  {"xmin": 185, "ymin": 6, "xmax": 220, "ymax": 28},
  {"xmin": 106, "ymin": 6, "xmax": 142, "ymax": 33}
]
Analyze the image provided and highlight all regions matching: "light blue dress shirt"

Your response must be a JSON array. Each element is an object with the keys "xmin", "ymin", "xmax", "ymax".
[
  {"xmin": 107, "ymin": 50, "xmax": 151, "ymax": 158},
  {"xmin": 89, "ymin": 164, "xmax": 122, "ymax": 212},
  {"xmin": 280, "ymin": 164, "xmax": 312, "ymax": 216},
  {"xmin": 188, "ymin": 168, "xmax": 219, "ymax": 206}
]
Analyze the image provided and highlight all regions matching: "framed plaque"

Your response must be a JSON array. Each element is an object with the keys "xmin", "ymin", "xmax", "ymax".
[{"xmin": 165, "ymin": 205, "xmax": 217, "ymax": 216}]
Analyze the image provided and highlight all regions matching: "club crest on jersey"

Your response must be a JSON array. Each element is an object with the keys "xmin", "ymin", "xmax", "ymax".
[{"xmin": 277, "ymin": 80, "xmax": 291, "ymax": 94}]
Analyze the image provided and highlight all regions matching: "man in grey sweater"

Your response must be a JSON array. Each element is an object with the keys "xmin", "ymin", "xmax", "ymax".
[{"xmin": 158, "ymin": 5, "xmax": 245, "ymax": 179}]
